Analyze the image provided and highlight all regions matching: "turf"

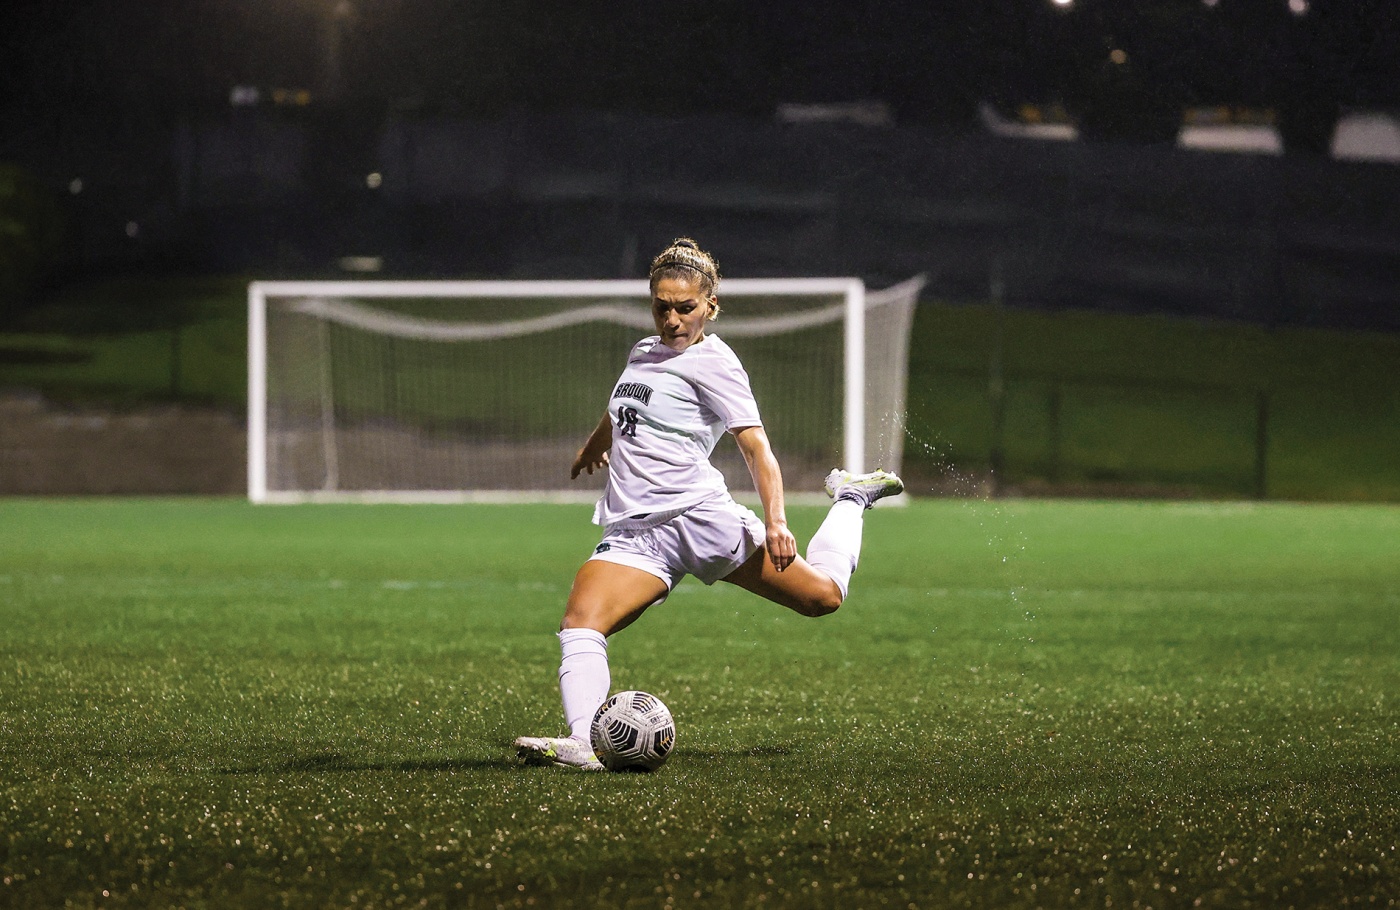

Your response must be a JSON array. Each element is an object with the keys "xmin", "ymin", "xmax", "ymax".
[{"xmin": 0, "ymin": 497, "xmax": 1396, "ymax": 908}]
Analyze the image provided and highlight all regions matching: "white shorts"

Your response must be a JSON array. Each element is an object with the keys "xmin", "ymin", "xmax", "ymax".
[{"xmin": 588, "ymin": 496, "xmax": 766, "ymax": 595}]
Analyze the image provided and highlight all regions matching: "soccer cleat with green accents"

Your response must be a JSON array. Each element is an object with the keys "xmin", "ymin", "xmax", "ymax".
[
  {"xmin": 514, "ymin": 735, "xmax": 606, "ymax": 771},
  {"xmin": 824, "ymin": 468, "xmax": 905, "ymax": 509}
]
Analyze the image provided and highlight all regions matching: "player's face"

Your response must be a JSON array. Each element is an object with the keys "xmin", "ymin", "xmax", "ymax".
[{"xmin": 651, "ymin": 276, "xmax": 716, "ymax": 352}]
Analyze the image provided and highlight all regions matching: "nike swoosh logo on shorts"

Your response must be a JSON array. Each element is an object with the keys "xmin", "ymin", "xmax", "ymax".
[{"xmin": 730, "ymin": 541, "xmax": 741, "ymax": 554}]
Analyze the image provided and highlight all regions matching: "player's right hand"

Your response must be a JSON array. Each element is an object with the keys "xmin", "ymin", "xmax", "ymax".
[{"xmin": 765, "ymin": 520, "xmax": 797, "ymax": 572}]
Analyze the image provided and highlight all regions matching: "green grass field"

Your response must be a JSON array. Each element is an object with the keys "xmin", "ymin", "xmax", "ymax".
[{"xmin": 1, "ymin": 498, "xmax": 1396, "ymax": 908}]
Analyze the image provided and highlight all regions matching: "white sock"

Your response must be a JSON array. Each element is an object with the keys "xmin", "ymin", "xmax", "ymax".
[
  {"xmin": 805, "ymin": 499, "xmax": 865, "ymax": 601},
  {"xmin": 558, "ymin": 628, "xmax": 610, "ymax": 742}
]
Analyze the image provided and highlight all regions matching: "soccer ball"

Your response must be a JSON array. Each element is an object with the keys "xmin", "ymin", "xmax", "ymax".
[{"xmin": 590, "ymin": 690, "xmax": 676, "ymax": 772}]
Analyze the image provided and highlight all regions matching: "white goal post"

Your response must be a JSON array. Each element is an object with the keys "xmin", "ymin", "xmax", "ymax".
[{"xmin": 248, "ymin": 276, "xmax": 924, "ymax": 504}]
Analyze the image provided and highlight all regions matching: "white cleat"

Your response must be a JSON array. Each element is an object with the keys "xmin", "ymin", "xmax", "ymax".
[
  {"xmin": 824, "ymin": 468, "xmax": 905, "ymax": 509},
  {"xmin": 514, "ymin": 735, "xmax": 606, "ymax": 772}
]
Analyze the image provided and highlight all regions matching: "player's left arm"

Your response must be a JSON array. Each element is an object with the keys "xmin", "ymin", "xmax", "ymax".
[{"xmin": 732, "ymin": 425, "xmax": 797, "ymax": 572}]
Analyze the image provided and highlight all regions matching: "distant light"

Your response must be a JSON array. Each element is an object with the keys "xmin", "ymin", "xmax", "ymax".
[
  {"xmin": 365, "ymin": 172, "xmax": 383, "ymax": 189},
  {"xmin": 230, "ymin": 85, "xmax": 260, "ymax": 107},
  {"xmin": 774, "ymin": 101, "xmax": 894, "ymax": 128},
  {"xmin": 1288, "ymin": 0, "xmax": 1309, "ymax": 14},
  {"xmin": 1179, "ymin": 120, "xmax": 1283, "ymax": 155},
  {"xmin": 271, "ymin": 88, "xmax": 312, "ymax": 107},
  {"xmin": 1110, "ymin": 49, "xmax": 1128, "ymax": 65},
  {"xmin": 1202, "ymin": 0, "xmax": 1219, "ymax": 7},
  {"xmin": 978, "ymin": 101, "xmax": 1080, "ymax": 142},
  {"xmin": 339, "ymin": 256, "xmax": 383, "ymax": 273},
  {"xmin": 1331, "ymin": 111, "xmax": 1400, "ymax": 163},
  {"xmin": 68, "ymin": 178, "xmax": 83, "ymax": 195},
  {"xmin": 125, "ymin": 222, "xmax": 139, "ymax": 238},
  {"xmin": 1050, "ymin": 0, "xmax": 1074, "ymax": 7}
]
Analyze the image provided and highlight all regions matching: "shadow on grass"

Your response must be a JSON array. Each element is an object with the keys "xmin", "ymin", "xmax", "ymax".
[
  {"xmin": 219, "ymin": 753, "xmax": 515, "ymax": 775},
  {"xmin": 220, "ymin": 744, "xmax": 797, "ymax": 776}
]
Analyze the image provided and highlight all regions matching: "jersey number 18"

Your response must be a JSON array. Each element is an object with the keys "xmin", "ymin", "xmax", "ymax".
[{"xmin": 616, "ymin": 406, "xmax": 639, "ymax": 438}]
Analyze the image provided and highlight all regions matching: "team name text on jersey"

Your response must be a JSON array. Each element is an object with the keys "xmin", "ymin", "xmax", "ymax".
[{"xmin": 612, "ymin": 381, "xmax": 655, "ymax": 406}]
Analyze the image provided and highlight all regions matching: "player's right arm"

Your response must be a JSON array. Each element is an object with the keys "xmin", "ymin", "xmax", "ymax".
[{"xmin": 571, "ymin": 413, "xmax": 614, "ymax": 479}]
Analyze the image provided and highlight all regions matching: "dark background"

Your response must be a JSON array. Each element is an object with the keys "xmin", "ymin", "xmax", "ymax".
[
  {"xmin": 4, "ymin": 1, "xmax": 1399, "ymax": 122},
  {"xmin": 1, "ymin": 0, "xmax": 1398, "ymax": 329}
]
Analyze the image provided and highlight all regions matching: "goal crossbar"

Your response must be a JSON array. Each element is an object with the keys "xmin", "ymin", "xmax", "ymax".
[{"xmin": 248, "ymin": 276, "xmax": 922, "ymax": 504}]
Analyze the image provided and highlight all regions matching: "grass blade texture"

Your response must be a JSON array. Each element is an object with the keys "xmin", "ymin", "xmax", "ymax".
[{"xmin": 0, "ymin": 498, "xmax": 1396, "ymax": 908}]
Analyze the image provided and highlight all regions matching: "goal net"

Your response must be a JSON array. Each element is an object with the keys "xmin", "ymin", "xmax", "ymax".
[{"xmin": 248, "ymin": 276, "xmax": 923, "ymax": 503}]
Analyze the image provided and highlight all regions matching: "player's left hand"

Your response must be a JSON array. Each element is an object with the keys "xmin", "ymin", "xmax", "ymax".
[{"xmin": 766, "ymin": 521, "xmax": 797, "ymax": 572}]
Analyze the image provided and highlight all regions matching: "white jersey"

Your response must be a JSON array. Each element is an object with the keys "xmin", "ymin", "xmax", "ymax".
[{"xmin": 593, "ymin": 334, "xmax": 762, "ymax": 529}]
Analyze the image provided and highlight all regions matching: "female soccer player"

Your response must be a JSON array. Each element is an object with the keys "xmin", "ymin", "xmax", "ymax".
[{"xmin": 515, "ymin": 238, "xmax": 903, "ymax": 770}]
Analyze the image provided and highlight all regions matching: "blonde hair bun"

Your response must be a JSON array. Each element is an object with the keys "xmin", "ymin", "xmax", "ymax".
[{"xmin": 649, "ymin": 237, "xmax": 720, "ymax": 296}]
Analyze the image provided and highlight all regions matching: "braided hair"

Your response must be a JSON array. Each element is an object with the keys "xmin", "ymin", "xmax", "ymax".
[{"xmin": 649, "ymin": 238, "xmax": 721, "ymax": 320}]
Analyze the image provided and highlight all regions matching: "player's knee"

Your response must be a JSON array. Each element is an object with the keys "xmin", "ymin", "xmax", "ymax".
[
  {"xmin": 561, "ymin": 600, "xmax": 603, "ymax": 631},
  {"xmin": 797, "ymin": 582, "xmax": 844, "ymax": 617}
]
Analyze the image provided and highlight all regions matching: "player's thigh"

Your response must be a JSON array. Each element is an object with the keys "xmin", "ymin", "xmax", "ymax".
[
  {"xmin": 721, "ymin": 549, "xmax": 842, "ymax": 617},
  {"xmin": 563, "ymin": 559, "xmax": 670, "ymax": 635}
]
